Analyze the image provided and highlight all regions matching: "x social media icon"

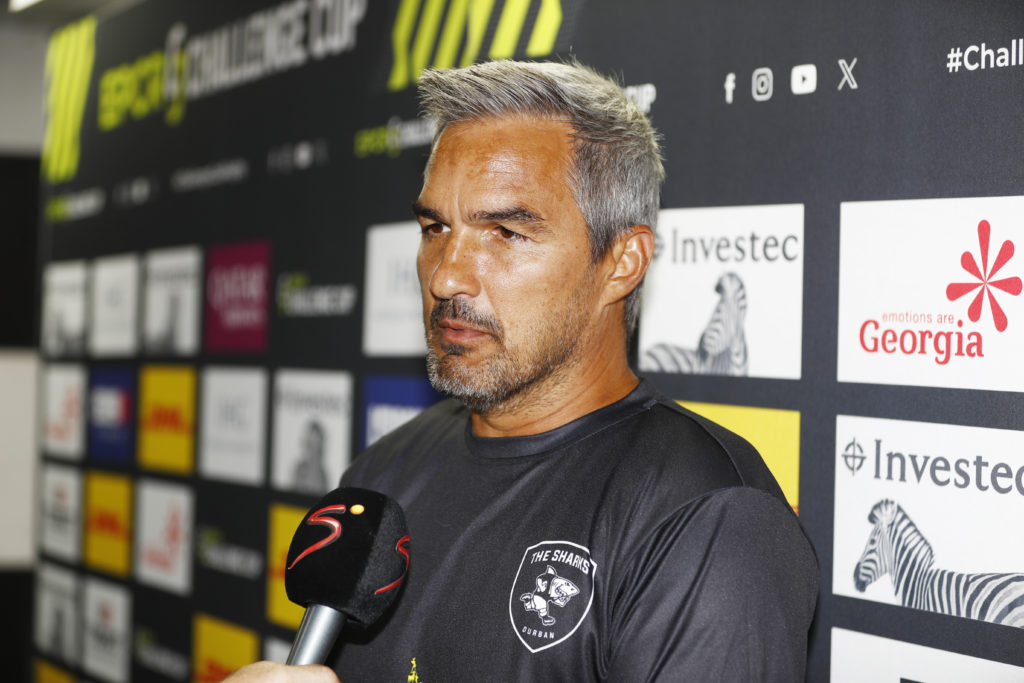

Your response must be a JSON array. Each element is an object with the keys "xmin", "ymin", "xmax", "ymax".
[{"xmin": 790, "ymin": 64, "xmax": 817, "ymax": 95}]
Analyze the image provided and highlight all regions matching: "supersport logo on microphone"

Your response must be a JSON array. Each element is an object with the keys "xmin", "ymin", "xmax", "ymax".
[
  {"xmin": 287, "ymin": 503, "xmax": 357, "ymax": 570},
  {"xmin": 287, "ymin": 500, "xmax": 411, "ymax": 594},
  {"xmin": 375, "ymin": 535, "xmax": 410, "ymax": 595}
]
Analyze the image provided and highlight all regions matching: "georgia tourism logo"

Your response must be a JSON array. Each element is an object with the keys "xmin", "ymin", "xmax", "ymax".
[
  {"xmin": 833, "ymin": 415, "xmax": 1024, "ymax": 630},
  {"xmin": 509, "ymin": 541, "xmax": 596, "ymax": 653},
  {"xmin": 837, "ymin": 197, "xmax": 1024, "ymax": 392}
]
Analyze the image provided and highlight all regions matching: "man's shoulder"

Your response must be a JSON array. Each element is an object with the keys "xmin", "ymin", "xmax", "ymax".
[
  {"xmin": 597, "ymin": 384, "xmax": 788, "ymax": 506},
  {"xmin": 342, "ymin": 398, "xmax": 467, "ymax": 484}
]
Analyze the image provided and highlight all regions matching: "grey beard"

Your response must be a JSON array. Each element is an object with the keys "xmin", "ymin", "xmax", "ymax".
[{"xmin": 426, "ymin": 338, "xmax": 581, "ymax": 415}]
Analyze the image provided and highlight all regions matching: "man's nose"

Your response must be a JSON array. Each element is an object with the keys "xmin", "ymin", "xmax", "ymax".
[{"xmin": 425, "ymin": 228, "xmax": 481, "ymax": 300}]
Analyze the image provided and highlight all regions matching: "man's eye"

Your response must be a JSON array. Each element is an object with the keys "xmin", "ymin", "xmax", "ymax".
[
  {"xmin": 421, "ymin": 222, "xmax": 447, "ymax": 235},
  {"xmin": 497, "ymin": 226, "xmax": 524, "ymax": 241}
]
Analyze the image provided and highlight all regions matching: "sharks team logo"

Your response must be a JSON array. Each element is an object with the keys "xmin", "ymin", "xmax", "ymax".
[
  {"xmin": 520, "ymin": 565, "xmax": 580, "ymax": 626},
  {"xmin": 509, "ymin": 540, "xmax": 596, "ymax": 653}
]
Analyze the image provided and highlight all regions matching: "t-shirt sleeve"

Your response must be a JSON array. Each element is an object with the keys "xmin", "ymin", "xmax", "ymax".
[{"xmin": 605, "ymin": 486, "xmax": 818, "ymax": 682}]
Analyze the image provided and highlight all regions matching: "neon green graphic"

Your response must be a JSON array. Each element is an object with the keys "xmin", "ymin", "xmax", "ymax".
[
  {"xmin": 388, "ymin": 0, "xmax": 563, "ymax": 92},
  {"xmin": 42, "ymin": 16, "xmax": 97, "ymax": 185}
]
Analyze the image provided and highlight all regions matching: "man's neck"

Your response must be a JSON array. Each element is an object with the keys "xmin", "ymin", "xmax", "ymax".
[{"xmin": 469, "ymin": 350, "xmax": 640, "ymax": 438}]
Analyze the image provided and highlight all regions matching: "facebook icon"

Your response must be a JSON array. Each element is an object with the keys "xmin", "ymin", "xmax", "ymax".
[{"xmin": 724, "ymin": 72, "xmax": 736, "ymax": 104}]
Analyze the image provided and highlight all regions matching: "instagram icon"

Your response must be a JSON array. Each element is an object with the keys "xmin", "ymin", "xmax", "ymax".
[{"xmin": 751, "ymin": 67, "xmax": 773, "ymax": 101}]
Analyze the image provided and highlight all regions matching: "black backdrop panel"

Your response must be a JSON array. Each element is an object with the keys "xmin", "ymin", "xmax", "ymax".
[{"xmin": 33, "ymin": 1, "xmax": 1024, "ymax": 681}]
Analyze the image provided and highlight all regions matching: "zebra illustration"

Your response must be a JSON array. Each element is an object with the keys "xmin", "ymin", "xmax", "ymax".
[
  {"xmin": 854, "ymin": 499, "xmax": 1024, "ymax": 628},
  {"xmin": 641, "ymin": 272, "xmax": 748, "ymax": 375}
]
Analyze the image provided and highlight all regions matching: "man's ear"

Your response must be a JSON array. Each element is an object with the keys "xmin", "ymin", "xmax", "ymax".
[{"xmin": 601, "ymin": 225, "xmax": 654, "ymax": 307}]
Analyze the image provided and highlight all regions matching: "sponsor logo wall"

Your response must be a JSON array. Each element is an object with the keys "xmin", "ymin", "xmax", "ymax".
[
  {"xmin": 838, "ymin": 196, "xmax": 1024, "ymax": 392},
  {"xmin": 199, "ymin": 366, "xmax": 268, "ymax": 486},
  {"xmin": 640, "ymin": 205, "xmax": 804, "ymax": 379},
  {"xmin": 87, "ymin": 367, "xmax": 135, "ymax": 463},
  {"xmin": 266, "ymin": 503, "xmax": 307, "ymax": 629},
  {"xmin": 205, "ymin": 241, "xmax": 271, "ymax": 353},
  {"xmin": 89, "ymin": 254, "xmax": 139, "ymax": 357},
  {"xmin": 83, "ymin": 471, "xmax": 133, "ymax": 577},
  {"xmin": 362, "ymin": 222, "xmax": 425, "ymax": 357},
  {"xmin": 35, "ymin": 658, "xmax": 76, "ymax": 683},
  {"xmin": 834, "ymin": 415, "xmax": 1024, "ymax": 628},
  {"xmin": 135, "ymin": 478, "xmax": 194, "ymax": 595},
  {"xmin": 42, "ymin": 364, "xmax": 86, "ymax": 459},
  {"xmin": 31, "ymin": 0, "xmax": 1024, "ymax": 680},
  {"xmin": 138, "ymin": 365, "xmax": 196, "ymax": 474},
  {"xmin": 362, "ymin": 375, "xmax": 444, "ymax": 448},
  {"xmin": 143, "ymin": 245, "xmax": 202, "ymax": 355},
  {"xmin": 41, "ymin": 261, "xmax": 87, "ymax": 356},
  {"xmin": 271, "ymin": 369, "xmax": 353, "ymax": 495},
  {"xmin": 680, "ymin": 401, "xmax": 801, "ymax": 512},
  {"xmin": 39, "ymin": 464, "xmax": 82, "ymax": 562},
  {"xmin": 82, "ymin": 577, "xmax": 131, "ymax": 683},
  {"xmin": 192, "ymin": 614, "xmax": 259, "ymax": 683},
  {"xmin": 831, "ymin": 628, "xmax": 1024, "ymax": 682},
  {"xmin": 34, "ymin": 564, "xmax": 79, "ymax": 666}
]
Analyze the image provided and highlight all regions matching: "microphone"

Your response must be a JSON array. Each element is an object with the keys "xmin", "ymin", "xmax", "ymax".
[{"xmin": 284, "ymin": 487, "xmax": 410, "ymax": 665}]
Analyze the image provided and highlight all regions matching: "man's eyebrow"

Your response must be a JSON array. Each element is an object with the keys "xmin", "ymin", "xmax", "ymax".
[
  {"xmin": 411, "ymin": 201, "xmax": 444, "ymax": 223},
  {"xmin": 469, "ymin": 206, "xmax": 550, "ymax": 231}
]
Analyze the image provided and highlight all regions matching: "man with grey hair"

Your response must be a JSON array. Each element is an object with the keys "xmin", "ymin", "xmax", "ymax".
[{"xmin": 229, "ymin": 59, "xmax": 816, "ymax": 682}]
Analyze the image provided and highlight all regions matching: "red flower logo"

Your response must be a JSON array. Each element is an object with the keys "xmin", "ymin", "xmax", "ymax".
[{"xmin": 946, "ymin": 220, "xmax": 1022, "ymax": 332}]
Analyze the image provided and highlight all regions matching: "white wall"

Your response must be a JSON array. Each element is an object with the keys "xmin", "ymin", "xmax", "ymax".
[
  {"xmin": 0, "ymin": 19, "xmax": 48, "ymax": 154},
  {"xmin": 0, "ymin": 349, "xmax": 38, "ymax": 567}
]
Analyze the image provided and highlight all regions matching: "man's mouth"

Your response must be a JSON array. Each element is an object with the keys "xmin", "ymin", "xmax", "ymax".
[
  {"xmin": 429, "ymin": 299, "xmax": 502, "ymax": 346},
  {"xmin": 437, "ymin": 319, "xmax": 491, "ymax": 343}
]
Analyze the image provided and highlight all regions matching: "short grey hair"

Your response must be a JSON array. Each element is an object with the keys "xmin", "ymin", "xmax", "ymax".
[{"xmin": 417, "ymin": 59, "xmax": 665, "ymax": 334}]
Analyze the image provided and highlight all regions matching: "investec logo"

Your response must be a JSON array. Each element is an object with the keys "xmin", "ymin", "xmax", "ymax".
[
  {"xmin": 838, "ymin": 197, "xmax": 1024, "ymax": 392},
  {"xmin": 638, "ymin": 204, "xmax": 805, "ymax": 380},
  {"xmin": 840, "ymin": 432, "xmax": 1024, "ymax": 497},
  {"xmin": 833, "ymin": 415, "xmax": 1024, "ymax": 627},
  {"xmin": 387, "ymin": 0, "xmax": 576, "ymax": 92}
]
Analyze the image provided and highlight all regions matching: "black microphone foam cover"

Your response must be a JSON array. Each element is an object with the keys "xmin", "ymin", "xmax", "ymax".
[{"xmin": 285, "ymin": 487, "xmax": 410, "ymax": 626}]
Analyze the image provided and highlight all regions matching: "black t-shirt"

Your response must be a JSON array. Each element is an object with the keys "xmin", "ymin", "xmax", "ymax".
[{"xmin": 332, "ymin": 380, "xmax": 818, "ymax": 681}]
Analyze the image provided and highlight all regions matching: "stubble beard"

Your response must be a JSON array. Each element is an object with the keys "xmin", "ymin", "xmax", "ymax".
[{"xmin": 425, "ymin": 286, "xmax": 592, "ymax": 416}]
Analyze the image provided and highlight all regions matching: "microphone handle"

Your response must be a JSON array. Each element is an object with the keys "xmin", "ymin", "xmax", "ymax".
[{"xmin": 287, "ymin": 603, "xmax": 347, "ymax": 666}]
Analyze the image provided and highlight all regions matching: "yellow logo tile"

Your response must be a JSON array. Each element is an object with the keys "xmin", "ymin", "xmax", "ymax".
[
  {"xmin": 83, "ymin": 471, "xmax": 132, "ymax": 576},
  {"xmin": 266, "ymin": 503, "xmax": 307, "ymax": 629},
  {"xmin": 138, "ymin": 365, "xmax": 195, "ymax": 474},
  {"xmin": 679, "ymin": 401, "xmax": 801, "ymax": 513},
  {"xmin": 35, "ymin": 658, "xmax": 75, "ymax": 683},
  {"xmin": 192, "ymin": 613, "xmax": 258, "ymax": 683}
]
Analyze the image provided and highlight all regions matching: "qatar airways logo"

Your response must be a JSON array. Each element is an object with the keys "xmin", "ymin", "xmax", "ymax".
[{"xmin": 838, "ymin": 197, "xmax": 1024, "ymax": 392}]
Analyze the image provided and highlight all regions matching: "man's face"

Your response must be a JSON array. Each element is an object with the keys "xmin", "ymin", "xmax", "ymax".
[{"xmin": 415, "ymin": 116, "xmax": 600, "ymax": 414}]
